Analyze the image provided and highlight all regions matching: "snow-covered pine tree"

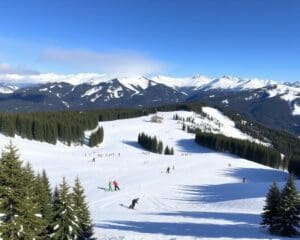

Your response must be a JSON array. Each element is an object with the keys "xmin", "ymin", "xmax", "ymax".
[
  {"xmin": 0, "ymin": 143, "xmax": 23, "ymax": 239},
  {"xmin": 72, "ymin": 177, "xmax": 95, "ymax": 240},
  {"xmin": 35, "ymin": 170, "xmax": 54, "ymax": 238},
  {"xmin": 277, "ymin": 175, "xmax": 300, "ymax": 237},
  {"xmin": 0, "ymin": 143, "xmax": 41, "ymax": 239},
  {"xmin": 19, "ymin": 163, "xmax": 43, "ymax": 238},
  {"xmin": 261, "ymin": 182, "xmax": 281, "ymax": 233},
  {"xmin": 51, "ymin": 177, "xmax": 80, "ymax": 239}
]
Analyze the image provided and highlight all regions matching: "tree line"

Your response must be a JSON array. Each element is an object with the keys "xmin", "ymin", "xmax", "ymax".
[
  {"xmin": 222, "ymin": 107, "xmax": 300, "ymax": 157},
  {"xmin": 0, "ymin": 102, "xmax": 206, "ymax": 146},
  {"xmin": 0, "ymin": 108, "xmax": 150, "ymax": 146},
  {"xmin": 138, "ymin": 132, "xmax": 174, "ymax": 155},
  {"xmin": 89, "ymin": 126, "xmax": 104, "ymax": 147},
  {"xmin": 0, "ymin": 143, "xmax": 94, "ymax": 239},
  {"xmin": 261, "ymin": 175, "xmax": 300, "ymax": 237},
  {"xmin": 286, "ymin": 155, "xmax": 300, "ymax": 177},
  {"xmin": 195, "ymin": 131, "xmax": 282, "ymax": 169}
]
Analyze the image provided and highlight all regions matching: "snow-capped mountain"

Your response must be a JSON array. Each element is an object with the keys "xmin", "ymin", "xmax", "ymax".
[
  {"xmin": 0, "ymin": 73, "xmax": 300, "ymax": 135},
  {"xmin": 0, "ymin": 82, "xmax": 19, "ymax": 94},
  {"xmin": 151, "ymin": 75, "xmax": 276, "ymax": 91}
]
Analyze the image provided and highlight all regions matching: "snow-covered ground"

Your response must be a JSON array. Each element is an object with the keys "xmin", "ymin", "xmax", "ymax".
[{"xmin": 0, "ymin": 111, "xmax": 297, "ymax": 240}]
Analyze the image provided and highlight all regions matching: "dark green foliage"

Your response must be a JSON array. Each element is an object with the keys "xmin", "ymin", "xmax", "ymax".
[
  {"xmin": 277, "ymin": 175, "xmax": 300, "ymax": 237},
  {"xmin": 0, "ymin": 144, "xmax": 94, "ymax": 239},
  {"xmin": 89, "ymin": 126, "xmax": 104, "ymax": 147},
  {"xmin": 0, "ymin": 103, "xmax": 201, "ymax": 145},
  {"xmin": 72, "ymin": 177, "xmax": 95, "ymax": 240},
  {"xmin": 164, "ymin": 146, "xmax": 170, "ymax": 155},
  {"xmin": 0, "ymin": 143, "xmax": 41, "ymax": 239},
  {"xmin": 35, "ymin": 170, "xmax": 54, "ymax": 237},
  {"xmin": 138, "ymin": 132, "xmax": 174, "ymax": 155},
  {"xmin": 223, "ymin": 107, "xmax": 300, "ymax": 157},
  {"xmin": 170, "ymin": 147, "xmax": 174, "ymax": 155},
  {"xmin": 157, "ymin": 141, "xmax": 163, "ymax": 154},
  {"xmin": 286, "ymin": 155, "xmax": 300, "ymax": 177},
  {"xmin": 51, "ymin": 177, "xmax": 80, "ymax": 240},
  {"xmin": 20, "ymin": 163, "xmax": 44, "ymax": 239},
  {"xmin": 262, "ymin": 178, "xmax": 300, "ymax": 237},
  {"xmin": 195, "ymin": 132, "xmax": 282, "ymax": 169},
  {"xmin": 261, "ymin": 182, "xmax": 281, "ymax": 233},
  {"xmin": 164, "ymin": 146, "xmax": 174, "ymax": 155}
]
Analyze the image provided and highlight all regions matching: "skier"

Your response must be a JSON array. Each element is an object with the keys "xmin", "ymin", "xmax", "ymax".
[
  {"xmin": 108, "ymin": 181, "xmax": 113, "ymax": 192},
  {"xmin": 166, "ymin": 166, "xmax": 170, "ymax": 174},
  {"xmin": 129, "ymin": 198, "xmax": 139, "ymax": 209},
  {"xmin": 92, "ymin": 157, "xmax": 95, "ymax": 163},
  {"xmin": 113, "ymin": 180, "xmax": 120, "ymax": 191},
  {"xmin": 242, "ymin": 177, "xmax": 246, "ymax": 183}
]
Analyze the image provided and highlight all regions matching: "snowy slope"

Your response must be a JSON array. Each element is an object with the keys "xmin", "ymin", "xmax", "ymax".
[{"xmin": 0, "ymin": 111, "xmax": 297, "ymax": 240}]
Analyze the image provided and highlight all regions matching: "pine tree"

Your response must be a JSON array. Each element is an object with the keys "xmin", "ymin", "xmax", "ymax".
[
  {"xmin": 164, "ymin": 146, "xmax": 170, "ymax": 155},
  {"xmin": 51, "ymin": 178, "xmax": 79, "ymax": 239},
  {"xmin": 0, "ymin": 143, "xmax": 23, "ymax": 239},
  {"xmin": 261, "ymin": 182, "xmax": 281, "ymax": 233},
  {"xmin": 19, "ymin": 163, "xmax": 43, "ymax": 238},
  {"xmin": 35, "ymin": 170, "xmax": 54, "ymax": 238},
  {"xmin": 170, "ymin": 147, "xmax": 174, "ymax": 155},
  {"xmin": 72, "ymin": 177, "xmax": 95, "ymax": 240},
  {"xmin": 158, "ymin": 141, "xmax": 163, "ymax": 154},
  {"xmin": 277, "ymin": 175, "xmax": 300, "ymax": 236}
]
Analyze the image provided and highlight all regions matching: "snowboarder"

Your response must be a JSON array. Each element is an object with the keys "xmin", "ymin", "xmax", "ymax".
[
  {"xmin": 129, "ymin": 198, "xmax": 139, "ymax": 209},
  {"xmin": 113, "ymin": 180, "xmax": 120, "ymax": 191},
  {"xmin": 108, "ymin": 181, "xmax": 113, "ymax": 192},
  {"xmin": 242, "ymin": 177, "xmax": 246, "ymax": 183},
  {"xmin": 166, "ymin": 166, "xmax": 170, "ymax": 174}
]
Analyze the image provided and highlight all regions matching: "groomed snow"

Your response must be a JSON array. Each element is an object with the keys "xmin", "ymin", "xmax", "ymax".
[
  {"xmin": 0, "ymin": 111, "xmax": 297, "ymax": 240},
  {"xmin": 292, "ymin": 103, "xmax": 300, "ymax": 116}
]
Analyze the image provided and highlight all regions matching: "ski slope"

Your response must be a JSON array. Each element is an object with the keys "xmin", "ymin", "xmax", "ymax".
[{"xmin": 0, "ymin": 110, "xmax": 297, "ymax": 240}]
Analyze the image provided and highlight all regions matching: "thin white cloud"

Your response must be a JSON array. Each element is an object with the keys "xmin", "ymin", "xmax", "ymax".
[
  {"xmin": 38, "ymin": 48, "xmax": 168, "ymax": 76},
  {"xmin": 0, "ymin": 63, "xmax": 39, "ymax": 75},
  {"xmin": 0, "ymin": 72, "xmax": 111, "ymax": 86}
]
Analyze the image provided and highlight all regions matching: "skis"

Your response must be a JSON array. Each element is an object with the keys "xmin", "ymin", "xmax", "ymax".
[{"xmin": 119, "ymin": 204, "xmax": 137, "ymax": 210}]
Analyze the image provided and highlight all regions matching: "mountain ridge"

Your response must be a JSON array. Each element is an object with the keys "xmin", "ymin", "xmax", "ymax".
[{"xmin": 1, "ymin": 74, "xmax": 300, "ymax": 136}]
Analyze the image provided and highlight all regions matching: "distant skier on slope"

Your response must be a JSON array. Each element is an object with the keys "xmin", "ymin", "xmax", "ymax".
[
  {"xmin": 166, "ymin": 166, "xmax": 170, "ymax": 174},
  {"xmin": 242, "ymin": 177, "xmax": 246, "ymax": 183},
  {"xmin": 108, "ymin": 181, "xmax": 113, "ymax": 192},
  {"xmin": 113, "ymin": 180, "xmax": 120, "ymax": 191},
  {"xmin": 129, "ymin": 198, "xmax": 139, "ymax": 209}
]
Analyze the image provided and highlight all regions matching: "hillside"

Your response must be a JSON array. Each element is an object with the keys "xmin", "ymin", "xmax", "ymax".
[{"xmin": 0, "ymin": 110, "xmax": 298, "ymax": 240}]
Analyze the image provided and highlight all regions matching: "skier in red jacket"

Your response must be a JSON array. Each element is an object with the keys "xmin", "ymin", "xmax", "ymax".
[{"xmin": 113, "ymin": 180, "xmax": 120, "ymax": 191}]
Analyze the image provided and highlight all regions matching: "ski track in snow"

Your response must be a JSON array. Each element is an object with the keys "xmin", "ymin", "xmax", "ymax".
[{"xmin": 0, "ymin": 110, "xmax": 297, "ymax": 240}]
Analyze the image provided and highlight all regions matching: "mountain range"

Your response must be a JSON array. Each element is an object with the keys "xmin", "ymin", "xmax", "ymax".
[{"xmin": 1, "ymin": 74, "xmax": 300, "ymax": 135}]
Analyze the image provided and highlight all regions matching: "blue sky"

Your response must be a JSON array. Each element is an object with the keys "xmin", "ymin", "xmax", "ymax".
[{"xmin": 0, "ymin": 0, "xmax": 300, "ymax": 81}]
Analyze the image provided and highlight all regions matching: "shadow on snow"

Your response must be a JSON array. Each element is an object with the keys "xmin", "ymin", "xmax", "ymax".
[
  {"xmin": 95, "ymin": 217, "xmax": 270, "ymax": 239},
  {"xmin": 172, "ymin": 168, "xmax": 287, "ymax": 203}
]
